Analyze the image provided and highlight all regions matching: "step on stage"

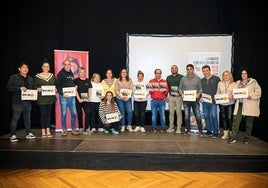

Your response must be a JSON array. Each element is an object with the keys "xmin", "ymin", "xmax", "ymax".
[{"xmin": 0, "ymin": 127, "xmax": 267, "ymax": 172}]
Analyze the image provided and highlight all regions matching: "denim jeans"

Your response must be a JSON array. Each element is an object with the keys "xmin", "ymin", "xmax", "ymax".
[
  {"xmin": 10, "ymin": 101, "xmax": 32, "ymax": 135},
  {"xmin": 151, "ymin": 99, "xmax": 166, "ymax": 128},
  {"xmin": 59, "ymin": 95, "xmax": 77, "ymax": 130},
  {"xmin": 116, "ymin": 98, "xmax": 133, "ymax": 126},
  {"xmin": 202, "ymin": 102, "xmax": 219, "ymax": 133},
  {"xmin": 183, "ymin": 101, "xmax": 202, "ymax": 131}
]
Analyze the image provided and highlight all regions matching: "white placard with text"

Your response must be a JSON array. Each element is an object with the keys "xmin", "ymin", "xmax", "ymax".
[
  {"xmin": 183, "ymin": 90, "xmax": 196, "ymax": 101},
  {"xmin": 41, "ymin": 85, "xmax": 56, "ymax": 96},
  {"xmin": 21, "ymin": 89, "xmax": 38, "ymax": 100},
  {"xmin": 63, "ymin": 87, "xmax": 76, "ymax": 97}
]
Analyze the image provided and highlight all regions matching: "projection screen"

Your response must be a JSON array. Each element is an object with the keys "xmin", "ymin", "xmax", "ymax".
[{"xmin": 127, "ymin": 34, "xmax": 233, "ymax": 110}]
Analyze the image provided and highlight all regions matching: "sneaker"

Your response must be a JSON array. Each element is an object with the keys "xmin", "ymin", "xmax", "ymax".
[
  {"xmin": 199, "ymin": 131, "xmax": 204, "ymax": 138},
  {"xmin": 71, "ymin": 130, "xmax": 80, "ymax": 135},
  {"xmin": 62, "ymin": 130, "xmax": 68, "ymax": 136},
  {"xmin": 98, "ymin": 128, "xmax": 104, "ymax": 132},
  {"xmin": 183, "ymin": 131, "xmax": 191, "ymax": 136},
  {"xmin": 120, "ymin": 126, "xmax": 125, "ymax": 132},
  {"xmin": 111, "ymin": 128, "xmax": 119, "ymax": 134},
  {"xmin": 140, "ymin": 127, "xmax": 146, "ymax": 133},
  {"xmin": 228, "ymin": 138, "xmax": 237, "ymax": 144},
  {"xmin": 79, "ymin": 128, "xmax": 84, "ymax": 133},
  {"xmin": 205, "ymin": 131, "xmax": 212, "ymax": 137},
  {"xmin": 104, "ymin": 130, "xmax": 109, "ymax": 134},
  {"xmin": 243, "ymin": 138, "xmax": 249, "ymax": 144},
  {"xmin": 175, "ymin": 128, "xmax": 181, "ymax": 134},
  {"xmin": 26, "ymin": 133, "xmax": 36, "ymax": 139},
  {"xmin": 151, "ymin": 128, "xmax": 157, "ymax": 133},
  {"xmin": 161, "ymin": 127, "xmax": 166, "ymax": 132},
  {"xmin": 83, "ymin": 129, "xmax": 91, "ymax": 134},
  {"xmin": 91, "ymin": 128, "xmax": 97, "ymax": 132},
  {"xmin": 127, "ymin": 125, "xmax": 133, "ymax": 132},
  {"xmin": 133, "ymin": 126, "xmax": 141, "ymax": 132},
  {"xmin": 166, "ymin": 127, "xmax": 175, "ymax": 133},
  {"xmin": 10, "ymin": 135, "xmax": 18, "ymax": 142},
  {"xmin": 212, "ymin": 133, "xmax": 218, "ymax": 139}
]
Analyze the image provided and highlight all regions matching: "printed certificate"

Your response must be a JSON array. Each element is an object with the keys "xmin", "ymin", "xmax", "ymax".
[
  {"xmin": 21, "ymin": 89, "xmax": 37, "ymax": 100},
  {"xmin": 106, "ymin": 112, "xmax": 120, "ymax": 123},
  {"xmin": 183, "ymin": 90, "xmax": 196, "ymax": 101},
  {"xmin": 134, "ymin": 91, "xmax": 147, "ymax": 99},
  {"xmin": 233, "ymin": 88, "xmax": 248, "ymax": 99},
  {"xmin": 214, "ymin": 93, "xmax": 229, "ymax": 104},
  {"xmin": 159, "ymin": 82, "xmax": 167, "ymax": 91},
  {"xmin": 80, "ymin": 92, "xmax": 88, "ymax": 100},
  {"xmin": 134, "ymin": 82, "xmax": 147, "ymax": 99},
  {"xmin": 41, "ymin": 85, "xmax": 56, "ymax": 96},
  {"xmin": 201, "ymin": 93, "xmax": 212, "ymax": 103},
  {"xmin": 96, "ymin": 90, "xmax": 103, "ymax": 97},
  {"xmin": 63, "ymin": 87, "xmax": 76, "ymax": 97},
  {"xmin": 170, "ymin": 86, "xmax": 179, "ymax": 95},
  {"xmin": 120, "ymin": 89, "xmax": 132, "ymax": 98}
]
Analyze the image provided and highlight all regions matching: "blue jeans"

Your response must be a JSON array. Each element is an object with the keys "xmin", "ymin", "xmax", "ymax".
[
  {"xmin": 59, "ymin": 95, "xmax": 77, "ymax": 131},
  {"xmin": 202, "ymin": 102, "xmax": 219, "ymax": 133},
  {"xmin": 116, "ymin": 98, "xmax": 133, "ymax": 126},
  {"xmin": 151, "ymin": 99, "xmax": 166, "ymax": 128},
  {"xmin": 10, "ymin": 101, "xmax": 32, "ymax": 135},
  {"xmin": 183, "ymin": 101, "xmax": 202, "ymax": 131}
]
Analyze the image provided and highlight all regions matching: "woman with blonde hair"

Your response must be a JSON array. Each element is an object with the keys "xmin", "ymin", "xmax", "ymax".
[
  {"xmin": 90, "ymin": 73, "xmax": 105, "ymax": 132},
  {"xmin": 216, "ymin": 70, "xmax": 237, "ymax": 139}
]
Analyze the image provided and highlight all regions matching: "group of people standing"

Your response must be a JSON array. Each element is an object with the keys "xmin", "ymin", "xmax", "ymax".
[{"xmin": 7, "ymin": 60, "xmax": 261, "ymax": 145}]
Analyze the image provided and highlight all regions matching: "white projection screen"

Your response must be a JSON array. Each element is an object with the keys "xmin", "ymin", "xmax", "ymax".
[{"xmin": 127, "ymin": 34, "xmax": 234, "ymax": 110}]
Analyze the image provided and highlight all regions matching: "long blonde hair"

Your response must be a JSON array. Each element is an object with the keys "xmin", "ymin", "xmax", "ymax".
[{"xmin": 221, "ymin": 70, "xmax": 234, "ymax": 83}]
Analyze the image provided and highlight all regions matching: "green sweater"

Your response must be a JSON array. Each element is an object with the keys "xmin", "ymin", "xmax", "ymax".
[{"xmin": 34, "ymin": 73, "xmax": 56, "ymax": 105}]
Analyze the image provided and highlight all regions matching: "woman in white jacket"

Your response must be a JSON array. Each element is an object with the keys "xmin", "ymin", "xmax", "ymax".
[{"xmin": 229, "ymin": 68, "xmax": 262, "ymax": 144}]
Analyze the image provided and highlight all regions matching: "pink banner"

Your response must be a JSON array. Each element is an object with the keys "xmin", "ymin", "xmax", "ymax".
[{"xmin": 54, "ymin": 50, "xmax": 89, "ymax": 132}]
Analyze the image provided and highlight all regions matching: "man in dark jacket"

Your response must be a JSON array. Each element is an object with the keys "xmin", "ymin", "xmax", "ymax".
[{"xmin": 7, "ymin": 63, "xmax": 36, "ymax": 142}]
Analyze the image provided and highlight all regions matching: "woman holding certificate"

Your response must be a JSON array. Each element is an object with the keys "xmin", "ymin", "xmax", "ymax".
[
  {"xmin": 74, "ymin": 67, "xmax": 92, "ymax": 134},
  {"xmin": 89, "ymin": 73, "xmax": 105, "ymax": 132},
  {"xmin": 216, "ymin": 70, "xmax": 237, "ymax": 140},
  {"xmin": 228, "ymin": 68, "xmax": 261, "ymax": 144},
  {"xmin": 34, "ymin": 59, "xmax": 56, "ymax": 138},
  {"xmin": 133, "ymin": 70, "xmax": 148, "ymax": 133},
  {"xmin": 99, "ymin": 91, "xmax": 121, "ymax": 134},
  {"xmin": 115, "ymin": 68, "xmax": 134, "ymax": 132}
]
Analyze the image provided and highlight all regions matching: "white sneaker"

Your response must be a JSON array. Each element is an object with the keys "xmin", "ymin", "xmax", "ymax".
[
  {"xmin": 175, "ymin": 128, "xmax": 181, "ymax": 134},
  {"xmin": 134, "ymin": 126, "xmax": 141, "ymax": 132},
  {"xmin": 121, "ymin": 126, "xmax": 125, "ymax": 132},
  {"xmin": 98, "ymin": 128, "xmax": 104, "ymax": 132},
  {"xmin": 83, "ymin": 129, "xmax": 91, "ymax": 134},
  {"xmin": 26, "ymin": 133, "xmax": 36, "ymax": 139},
  {"xmin": 166, "ymin": 127, "xmax": 175, "ymax": 133},
  {"xmin": 10, "ymin": 135, "xmax": 18, "ymax": 142},
  {"xmin": 91, "ymin": 128, "xmax": 97, "ymax": 132},
  {"xmin": 79, "ymin": 128, "xmax": 84, "ymax": 133},
  {"xmin": 140, "ymin": 127, "xmax": 146, "ymax": 133}
]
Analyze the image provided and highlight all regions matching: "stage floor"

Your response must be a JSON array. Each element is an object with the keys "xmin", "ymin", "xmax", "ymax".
[{"xmin": 0, "ymin": 127, "xmax": 268, "ymax": 172}]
